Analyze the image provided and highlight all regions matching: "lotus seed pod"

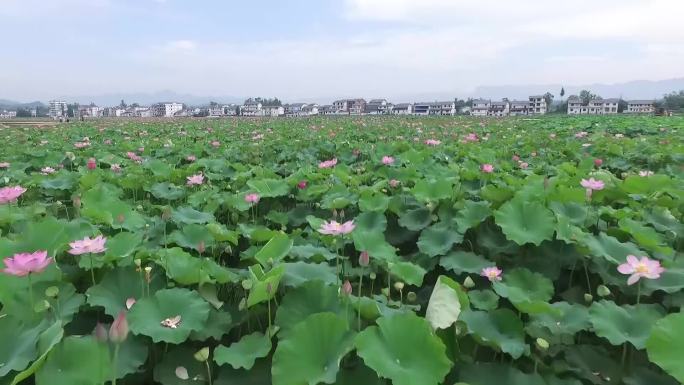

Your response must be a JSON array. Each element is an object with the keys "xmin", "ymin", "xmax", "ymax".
[
  {"xmin": 394, "ymin": 282, "xmax": 405, "ymax": 291},
  {"xmin": 584, "ymin": 293, "xmax": 593, "ymax": 303},
  {"xmin": 369, "ymin": 272, "xmax": 376, "ymax": 280},
  {"xmin": 193, "ymin": 347, "xmax": 210, "ymax": 362},
  {"xmin": 463, "ymin": 276, "xmax": 475, "ymax": 289},
  {"xmin": 45, "ymin": 286, "xmax": 60, "ymax": 298},
  {"xmin": 407, "ymin": 291, "xmax": 417, "ymax": 302},
  {"xmin": 536, "ymin": 338, "xmax": 550, "ymax": 350},
  {"xmin": 241, "ymin": 279, "xmax": 253, "ymax": 290},
  {"xmin": 597, "ymin": 285, "xmax": 611, "ymax": 297}
]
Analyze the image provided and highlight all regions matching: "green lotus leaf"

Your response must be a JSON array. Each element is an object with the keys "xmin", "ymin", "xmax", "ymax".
[
  {"xmin": 355, "ymin": 312, "xmax": 452, "ymax": 385},
  {"xmin": 247, "ymin": 178, "xmax": 290, "ymax": 198},
  {"xmin": 81, "ymin": 185, "xmax": 146, "ymax": 230},
  {"xmin": 111, "ymin": 335, "xmax": 149, "ymax": 380},
  {"xmin": 588, "ymin": 301, "xmax": 664, "ymax": 349},
  {"xmin": 254, "ymin": 233, "xmax": 293, "ymax": 266},
  {"xmin": 168, "ymin": 224, "xmax": 216, "ymax": 251},
  {"xmin": 398, "ymin": 207, "xmax": 432, "ymax": 231},
  {"xmin": 215, "ymin": 359, "xmax": 271, "ymax": 385},
  {"xmin": 145, "ymin": 159, "xmax": 173, "ymax": 178},
  {"xmin": 468, "ymin": 290, "xmax": 500, "ymax": 311},
  {"xmin": 0, "ymin": 316, "xmax": 46, "ymax": 377},
  {"xmin": 207, "ymin": 223, "xmax": 239, "ymax": 244},
  {"xmin": 646, "ymin": 312, "xmax": 684, "ymax": 383},
  {"xmin": 272, "ymin": 313, "xmax": 355, "ymax": 385},
  {"xmin": 35, "ymin": 336, "xmax": 112, "ymax": 385},
  {"xmin": 214, "ymin": 332, "xmax": 272, "ymax": 370},
  {"xmin": 358, "ymin": 192, "xmax": 390, "ymax": 212},
  {"xmin": 102, "ymin": 231, "xmax": 144, "ymax": 263},
  {"xmin": 440, "ymin": 250, "xmax": 491, "ymax": 274},
  {"xmin": 527, "ymin": 302, "xmax": 590, "ymax": 342},
  {"xmin": 352, "ymin": 232, "xmax": 398, "ymax": 263},
  {"xmin": 459, "ymin": 362, "xmax": 546, "ymax": 385},
  {"xmin": 150, "ymin": 182, "xmax": 186, "ymax": 200},
  {"xmin": 9, "ymin": 321, "xmax": 64, "ymax": 385},
  {"xmin": 158, "ymin": 247, "xmax": 237, "ymax": 285},
  {"xmin": 425, "ymin": 275, "xmax": 469, "ymax": 330},
  {"xmin": 128, "ymin": 288, "xmax": 211, "ymax": 343},
  {"xmin": 492, "ymin": 268, "xmax": 555, "ymax": 314},
  {"xmin": 289, "ymin": 245, "xmax": 337, "ymax": 261},
  {"xmin": 87, "ymin": 267, "xmax": 163, "ymax": 317},
  {"xmin": 275, "ymin": 280, "xmax": 342, "ymax": 337},
  {"xmin": 354, "ymin": 211, "xmax": 387, "ymax": 233},
  {"xmin": 455, "ymin": 200, "xmax": 492, "ymax": 233},
  {"xmin": 0, "ymin": 216, "xmax": 94, "ymax": 259},
  {"xmin": 580, "ymin": 232, "xmax": 644, "ymax": 264},
  {"xmin": 389, "ymin": 261, "xmax": 427, "ymax": 286},
  {"xmin": 642, "ymin": 265, "xmax": 684, "ymax": 294},
  {"xmin": 153, "ymin": 346, "xmax": 206, "ymax": 385},
  {"xmin": 40, "ymin": 173, "xmax": 79, "ymax": 190},
  {"xmin": 412, "ymin": 178, "xmax": 454, "ymax": 202},
  {"xmin": 494, "ymin": 198, "xmax": 555, "ymax": 246},
  {"xmin": 564, "ymin": 345, "xmax": 621, "ymax": 385},
  {"xmin": 189, "ymin": 308, "xmax": 233, "ymax": 341},
  {"xmin": 247, "ymin": 265, "xmax": 285, "ymax": 308},
  {"xmin": 417, "ymin": 223, "xmax": 463, "ymax": 257},
  {"xmin": 281, "ymin": 261, "xmax": 337, "ymax": 287},
  {"xmin": 172, "ymin": 206, "xmax": 215, "ymax": 224},
  {"xmin": 461, "ymin": 309, "xmax": 527, "ymax": 359}
]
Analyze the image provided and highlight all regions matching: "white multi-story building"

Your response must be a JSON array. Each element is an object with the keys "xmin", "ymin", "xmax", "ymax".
[
  {"xmin": 509, "ymin": 101, "xmax": 531, "ymax": 116},
  {"xmin": 567, "ymin": 96, "xmax": 619, "ymax": 115},
  {"xmin": 332, "ymin": 99, "xmax": 366, "ymax": 114},
  {"xmin": 567, "ymin": 96, "xmax": 583, "ymax": 114},
  {"xmin": 391, "ymin": 103, "xmax": 413, "ymax": 115},
  {"xmin": 48, "ymin": 100, "xmax": 68, "ymax": 119},
  {"xmin": 626, "ymin": 100, "xmax": 655, "ymax": 114},
  {"xmin": 152, "ymin": 102, "xmax": 184, "ymax": 117},
  {"xmin": 284, "ymin": 103, "xmax": 308, "ymax": 116},
  {"xmin": 262, "ymin": 105, "xmax": 285, "ymax": 117},
  {"xmin": 471, "ymin": 99, "xmax": 491, "ymax": 117},
  {"xmin": 241, "ymin": 100, "xmax": 263, "ymax": 116},
  {"xmin": 529, "ymin": 95, "xmax": 547, "ymax": 115},
  {"xmin": 365, "ymin": 99, "xmax": 392, "ymax": 114},
  {"xmin": 0, "ymin": 110, "xmax": 17, "ymax": 118},
  {"xmin": 489, "ymin": 101, "xmax": 510, "ymax": 117}
]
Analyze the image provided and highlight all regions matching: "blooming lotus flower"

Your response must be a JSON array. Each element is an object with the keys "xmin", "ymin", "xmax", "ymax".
[
  {"xmin": 481, "ymin": 164, "xmax": 494, "ymax": 173},
  {"xmin": 580, "ymin": 178, "xmax": 604, "ymax": 191},
  {"xmin": 318, "ymin": 220, "xmax": 356, "ymax": 236},
  {"xmin": 618, "ymin": 255, "xmax": 665, "ymax": 285},
  {"xmin": 297, "ymin": 180, "xmax": 308, "ymax": 189},
  {"xmin": 186, "ymin": 174, "xmax": 204, "ymax": 186},
  {"xmin": 104, "ymin": 139, "xmax": 112, "ymax": 145},
  {"xmin": 389, "ymin": 179, "xmax": 400, "ymax": 188},
  {"xmin": 512, "ymin": 155, "xmax": 520, "ymax": 162},
  {"xmin": 211, "ymin": 140, "xmax": 220, "ymax": 148},
  {"xmin": 2, "ymin": 250, "xmax": 52, "ymax": 276},
  {"xmin": 109, "ymin": 311, "xmax": 129, "ymax": 343},
  {"xmin": 318, "ymin": 158, "xmax": 338, "ymax": 169},
  {"xmin": 245, "ymin": 193, "xmax": 260, "ymax": 204},
  {"xmin": 41, "ymin": 166, "xmax": 56, "ymax": 175},
  {"xmin": 519, "ymin": 162, "xmax": 529, "ymax": 169},
  {"xmin": 0, "ymin": 162, "xmax": 9, "ymax": 168},
  {"xmin": 382, "ymin": 156, "xmax": 395, "ymax": 165},
  {"xmin": 424, "ymin": 139, "xmax": 441, "ymax": 146},
  {"xmin": 481, "ymin": 266, "xmax": 503, "ymax": 282},
  {"xmin": 639, "ymin": 170, "xmax": 654, "ymax": 177},
  {"xmin": 111, "ymin": 164, "xmax": 121, "ymax": 173},
  {"xmin": 126, "ymin": 152, "xmax": 142, "ymax": 163},
  {"xmin": 0, "ymin": 186, "xmax": 27, "ymax": 204},
  {"xmin": 186, "ymin": 155, "xmax": 196, "ymax": 162},
  {"xmin": 575, "ymin": 131, "xmax": 588, "ymax": 138},
  {"xmin": 68, "ymin": 235, "xmax": 107, "ymax": 255},
  {"xmin": 87, "ymin": 158, "xmax": 97, "ymax": 170},
  {"xmin": 74, "ymin": 141, "xmax": 90, "ymax": 148}
]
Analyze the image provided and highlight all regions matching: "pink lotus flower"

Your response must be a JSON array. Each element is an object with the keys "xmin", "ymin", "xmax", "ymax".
[
  {"xmin": 211, "ymin": 140, "xmax": 220, "ymax": 148},
  {"xmin": 74, "ymin": 141, "xmax": 90, "ymax": 148},
  {"xmin": 68, "ymin": 235, "xmax": 107, "ymax": 255},
  {"xmin": 617, "ymin": 255, "xmax": 665, "ymax": 285},
  {"xmin": 519, "ymin": 162, "xmax": 529, "ymax": 169},
  {"xmin": 481, "ymin": 266, "xmax": 502, "ymax": 282},
  {"xmin": 41, "ymin": 166, "xmax": 56, "ymax": 175},
  {"xmin": 104, "ymin": 139, "xmax": 112, "ymax": 145},
  {"xmin": 389, "ymin": 179, "xmax": 400, "ymax": 188},
  {"xmin": 125, "ymin": 298, "xmax": 136, "ymax": 309},
  {"xmin": 0, "ymin": 186, "xmax": 27, "ymax": 204},
  {"xmin": 481, "ymin": 164, "xmax": 494, "ymax": 173},
  {"xmin": 342, "ymin": 280, "xmax": 353, "ymax": 296},
  {"xmin": 186, "ymin": 155, "xmax": 196, "ymax": 162},
  {"xmin": 359, "ymin": 251, "xmax": 370, "ymax": 267},
  {"xmin": 2, "ymin": 250, "xmax": 52, "ymax": 276},
  {"xmin": 111, "ymin": 164, "xmax": 121, "ymax": 173},
  {"xmin": 245, "ymin": 193, "xmax": 260, "ymax": 204},
  {"xmin": 639, "ymin": 170, "xmax": 654, "ymax": 177},
  {"xmin": 424, "ymin": 139, "xmax": 441, "ymax": 146},
  {"xmin": 466, "ymin": 133, "xmax": 479, "ymax": 142},
  {"xmin": 126, "ymin": 152, "xmax": 142, "ymax": 163},
  {"xmin": 138, "ymin": 147, "xmax": 144, "ymax": 153},
  {"xmin": 575, "ymin": 131, "xmax": 588, "ymax": 138},
  {"xmin": 318, "ymin": 158, "xmax": 338, "ymax": 169},
  {"xmin": 382, "ymin": 156, "xmax": 395, "ymax": 165},
  {"xmin": 318, "ymin": 220, "xmax": 356, "ymax": 236},
  {"xmin": 87, "ymin": 158, "xmax": 97, "ymax": 170},
  {"xmin": 594, "ymin": 158, "xmax": 603, "ymax": 167},
  {"xmin": 186, "ymin": 174, "xmax": 204, "ymax": 186},
  {"xmin": 0, "ymin": 162, "xmax": 9, "ymax": 168},
  {"xmin": 580, "ymin": 178, "xmax": 604, "ymax": 191},
  {"xmin": 109, "ymin": 311, "xmax": 129, "ymax": 343},
  {"xmin": 297, "ymin": 180, "xmax": 308, "ymax": 189},
  {"xmin": 512, "ymin": 155, "xmax": 520, "ymax": 162}
]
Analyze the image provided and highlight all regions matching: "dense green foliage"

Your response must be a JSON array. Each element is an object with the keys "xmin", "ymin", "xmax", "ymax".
[{"xmin": 0, "ymin": 115, "xmax": 683, "ymax": 385}]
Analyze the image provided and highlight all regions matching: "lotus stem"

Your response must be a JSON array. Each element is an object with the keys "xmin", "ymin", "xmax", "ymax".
[
  {"xmin": 357, "ymin": 271, "xmax": 363, "ymax": 331},
  {"xmin": 267, "ymin": 299, "xmax": 272, "ymax": 338},
  {"xmin": 28, "ymin": 273, "xmax": 35, "ymax": 315},
  {"xmin": 205, "ymin": 361, "xmax": 213, "ymax": 385},
  {"xmin": 637, "ymin": 282, "xmax": 641, "ymax": 305},
  {"xmin": 90, "ymin": 254, "xmax": 96, "ymax": 286},
  {"xmin": 112, "ymin": 344, "xmax": 120, "ymax": 385}
]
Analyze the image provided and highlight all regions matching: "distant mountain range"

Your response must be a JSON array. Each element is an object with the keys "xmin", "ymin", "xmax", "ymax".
[
  {"xmin": 2, "ymin": 78, "xmax": 683, "ymax": 107},
  {"xmin": 0, "ymin": 99, "xmax": 45, "ymax": 110}
]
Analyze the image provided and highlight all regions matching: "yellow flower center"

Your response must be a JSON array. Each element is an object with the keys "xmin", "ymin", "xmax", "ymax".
[{"xmin": 635, "ymin": 263, "xmax": 649, "ymax": 274}]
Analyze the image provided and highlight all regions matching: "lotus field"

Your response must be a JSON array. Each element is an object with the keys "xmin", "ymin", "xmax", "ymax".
[{"xmin": 1, "ymin": 115, "xmax": 684, "ymax": 385}]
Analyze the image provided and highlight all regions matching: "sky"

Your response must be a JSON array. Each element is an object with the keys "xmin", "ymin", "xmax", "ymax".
[{"xmin": 1, "ymin": 0, "xmax": 684, "ymax": 102}]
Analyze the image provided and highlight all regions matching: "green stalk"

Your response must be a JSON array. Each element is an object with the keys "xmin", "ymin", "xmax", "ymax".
[
  {"xmin": 112, "ymin": 344, "xmax": 121, "ymax": 385},
  {"xmin": 28, "ymin": 273, "xmax": 35, "ymax": 315},
  {"xmin": 205, "ymin": 361, "xmax": 213, "ymax": 385},
  {"xmin": 357, "ymin": 271, "xmax": 363, "ymax": 331}
]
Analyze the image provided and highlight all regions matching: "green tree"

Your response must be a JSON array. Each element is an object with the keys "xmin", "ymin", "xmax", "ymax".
[
  {"xmin": 543, "ymin": 92, "xmax": 554, "ymax": 111},
  {"xmin": 662, "ymin": 90, "xmax": 684, "ymax": 111},
  {"xmin": 579, "ymin": 90, "xmax": 600, "ymax": 105}
]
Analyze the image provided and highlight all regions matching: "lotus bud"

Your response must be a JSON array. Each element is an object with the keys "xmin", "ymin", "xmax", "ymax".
[
  {"xmin": 369, "ymin": 272, "xmax": 376, "ymax": 280},
  {"xmin": 175, "ymin": 367, "xmax": 189, "ymax": 380},
  {"xmin": 394, "ymin": 282, "xmax": 405, "ymax": 291},
  {"xmin": 242, "ymin": 279, "xmax": 253, "ymax": 290},
  {"xmin": 332, "ymin": 209, "xmax": 338, "ymax": 218},
  {"xmin": 193, "ymin": 347, "xmax": 210, "ymax": 362},
  {"xmin": 197, "ymin": 241, "xmax": 206, "ymax": 254},
  {"xmin": 584, "ymin": 293, "xmax": 593, "ymax": 303},
  {"xmin": 161, "ymin": 207, "xmax": 172, "ymax": 221},
  {"xmin": 381, "ymin": 287, "xmax": 390, "ymax": 297},
  {"xmin": 72, "ymin": 195, "xmax": 81, "ymax": 208},
  {"xmin": 536, "ymin": 338, "xmax": 550, "ymax": 350},
  {"xmin": 109, "ymin": 311, "xmax": 129, "ymax": 344},
  {"xmin": 94, "ymin": 323, "xmax": 108, "ymax": 342},
  {"xmin": 407, "ymin": 291, "xmax": 417, "ymax": 302},
  {"xmin": 597, "ymin": 285, "xmax": 611, "ymax": 297},
  {"xmin": 87, "ymin": 158, "xmax": 97, "ymax": 170},
  {"xmin": 45, "ymin": 286, "xmax": 60, "ymax": 298},
  {"xmin": 134, "ymin": 258, "xmax": 142, "ymax": 267},
  {"xmin": 359, "ymin": 251, "xmax": 370, "ymax": 267},
  {"xmin": 463, "ymin": 276, "xmax": 475, "ymax": 289},
  {"xmin": 117, "ymin": 213, "xmax": 125, "ymax": 223},
  {"xmin": 342, "ymin": 280, "xmax": 353, "ymax": 296}
]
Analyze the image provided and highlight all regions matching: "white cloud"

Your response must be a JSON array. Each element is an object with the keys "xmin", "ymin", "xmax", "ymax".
[{"xmin": 160, "ymin": 40, "xmax": 197, "ymax": 54}]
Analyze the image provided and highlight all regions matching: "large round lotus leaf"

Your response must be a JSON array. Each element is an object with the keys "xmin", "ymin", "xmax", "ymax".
[
  {"xmin": 189, "ymin": 308, "xmax": 233, "ymax": 341},
  {"xmin": 527, "ymin": 302, "xmax": 590, "ymax": 341},
  {"xmin": 150, "ymin": 182, "xmax": 185, "ymax": 200},
  {"xmin": 3, "ymin": 281, "xmax": 84, "ymax": 324},
  {"xmin": 158, "ymin": 247, "xmax": 237, "ymax": 285},
  {"xmin": 102, "ymin": 231, "xmax": 143, "ymax": 262},
  {"xmin": 215, "ymin": 359, "xmax": 271, "ymax": 385},
  {"xmin": 87, "ymin": 266, "xmax": 164, "ymax": 317},
  {"xmin": 0, "ymin": 316, "xmax": 45, "ymax": 376},
  {"xmin": 272, "ymin": 313, "xmax": 356, "ymax": 385},
  {"xmin": 110, "ymin": 335, "xmax": 148, "ymax": 380},
  {"xmin": 564, "ymin": 345, "xmax": 621, "ymax": 385},
  {"xmin": 289, "ymin": 245, "xmax": 337, "ymax": 261},
  {"xmin": 153, "ymin": 346, "xmax": 206, "ymax": 385},
  {"xmin": 168, "ymin": 224, "xmax": 216, "ymax": 251},
  {"xmin": 494, "ymin": 198, "xmax": 555, "ymax": 246},
  {"xmin": 214, "ymin": 332, "xmax": 272, "ymax": 370},
  {"xmin": 425, "ymin": 275, "xmax": 469, "ymax": 330},
  {"xmin": 172, "ymin": 206, "xmax": 215, "ymax": 225},
  {"xmin": 355, "ymin": 312, "xmax": 452, "ymax": 385},
  {"xmin": 459, "ymin": 363, "xmax": 546, "ymax": 385},
  {"xmin": 417, "ymin": 223, "xmax": 463, "ymax": 257},
  {"xmin": 35, "ymin": 336, "xmax": 111, "ymax": 385},
  {"xmin": 412, "ymin": 178, "xmax": 453, "ymax": 202},
  {"xmin": 281, "ymin": 261, "xmax": 337, "ymax": 288},
  {"xmin": 358, "ymin": 192, "xmax": 390, "ymax": 213},
  {"xmin": 247, "ymin": 265, "xmax": 285, "ymax": 308},
  {"xmin": 455, "ymin": 200, "xmax": 492, "ymax": 233},
  {"xmin": 9, "ymin": 321, "xmax": 64, "ymax": 385},
  {"xmin": 646, "ymin": 312, "xmax": 684, "ymax": 382},
  {"xmin": 254, "ymin": 233, "xmax": 293, "ymax": 266},
  {"xmin": 352, "ymin": 232, "xmax": 398, "ymax": 263},
  {"xmin": 128, "ymin": 288, "xmax": 211, "ymax": 343},
  {"xmin": 275, "ymin": 280, "xmax": 342, "ymax": 337},
  {"xmin": 492, "ymin": 268, "xmax": 554, "ymax": 314},
  {"xmin": 468, "ymin": 290, "xmax": 500, "ymax": 311},
  {"xmin": 354, "ymin": 211, "xmax": 387, "ymax": 233},
  {"xmin": 398, "ymin": 207, "xmax": 432, "ymax": 231},
  {"xmin": 389, "ymin": 261, "xmax": 427, "ymax": 286},
  {"xmin": 589, "ymin": 301, "xmax": 664, "ymax": 349},
  {"xmin": 460, "ymin": 309, "xmax": 526, "ymax": 359},
  {"xmin": 247, "ymin": 178, "xmax": 290, "ymax": 198},
  {"xmin": 624, "ymin": 366, "xmax": 680, "ymax": 385},
  {"xmin": 439, "ymin": 251, "xmax": 491, "ymax": 274}
]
